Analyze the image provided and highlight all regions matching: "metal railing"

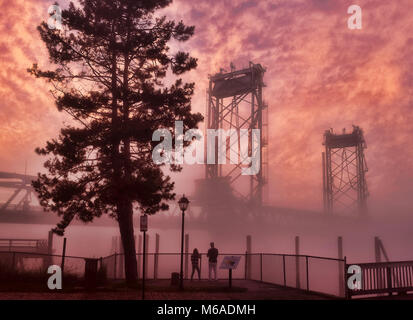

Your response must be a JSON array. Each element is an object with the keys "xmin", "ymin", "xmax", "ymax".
[
  {"xmin": 101, "ymin": 252, "xmax": 248, "ymax": 281},
  {"xmin": 4, "ymin": 249, "xmax": 413, "ymax": 299},
  {"xmin": 0, "ymin": 249, "xmax": 346, "ymax": 297},
  {"xmin": 248, "ymin": 253, "xmax": 346, "ymax": 298},
  {"xmin": 0, "ymin": 250, "xmax": 87, "ymax": 276},
  {"xmin": 101, "ymin": 252, "xmax": 346, "ymax": 298}
]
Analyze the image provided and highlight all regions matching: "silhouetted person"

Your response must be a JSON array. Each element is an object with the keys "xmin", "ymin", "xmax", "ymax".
[
  {"xmin": 191, "ymin": 248, "xmax": 201, "ymax": 280},
  {"xmin": 207, "ymin": 242, "xmax": 218, "ymax": 281}
]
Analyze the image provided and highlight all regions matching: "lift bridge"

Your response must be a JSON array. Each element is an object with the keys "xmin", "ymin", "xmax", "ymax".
[
  {"xmin": 0, "ymin": 171, "xmax": 36, "ymax": 212},
  {"xmin": 0, "ymin": 63, "xmax": 368, "ymax": 230}
]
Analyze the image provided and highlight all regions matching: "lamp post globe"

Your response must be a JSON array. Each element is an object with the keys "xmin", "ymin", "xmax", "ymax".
[{"xmin": 178, "ymin": 195, "xmax": 189, "ymax": 212}]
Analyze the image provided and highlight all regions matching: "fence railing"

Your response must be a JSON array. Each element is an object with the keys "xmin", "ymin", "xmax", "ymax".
[
  {"xmin": 101, "ymin": 252, "xmax": 346, "ymax": 298},
  {"xmin": 346, "ymin": 260, "xmax": 413, "ymax": 297},
  {"xmin": 101, "ymin": 253, "xmax": 248, "ymax": 281},
  {"xmin": 4, "ymin": 250, "xmax": 413, "ymax": 299},
  {"xmin": 249, "ymin": 253, "xmax": 346, "ymax": 298},
  {"xmin": 0, "ymin": 250, "xmax": 346, "ymax": 298},
  {"xmin": 0, "ymin": 251, "xmax": 86, "ymax": 276}
]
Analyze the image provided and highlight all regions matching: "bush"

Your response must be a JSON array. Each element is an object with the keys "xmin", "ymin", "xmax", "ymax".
[{"xmin": 0, "ymin": 258, "xmax": 81, "ymax": 292}]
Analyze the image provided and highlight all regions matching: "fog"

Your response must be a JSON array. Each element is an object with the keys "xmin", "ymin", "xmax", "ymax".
[
  {"xmin": 1, "ymin": 0, "xmax": 413, "ymax": 272},
  {"xmin": 1, "ymin": 210, "xmax": 413, "ymax": 266}
]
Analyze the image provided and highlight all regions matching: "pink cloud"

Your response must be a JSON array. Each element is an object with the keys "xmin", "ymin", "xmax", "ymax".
[{"xmin": 1, "ymin": 0, "xmax": 412, "ymax": 214}]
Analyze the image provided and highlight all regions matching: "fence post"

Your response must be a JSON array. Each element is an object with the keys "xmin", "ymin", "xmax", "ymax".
[
  {"xmin": 61, "ymin": 237, "xmax": 67, "ymax": 275},
  {"xmin": 338, "ymin": 236, "xmax": 344, "ymax": 297},
  {"xmin": 295, "ymin": 236, "xmax": 301, "ymax": 289},
  {"xmin": 114, "ymin": 253, "xmax": 117, "ymax": 280},
  {"xmin": 244, "ymin": 251, "xmax": 248, "ymax": 280},
  {"xmin": 344, "ymin": 256, "xmax": 350, "ymax": 299},
  {"xmin": 260, "ymin": 253, "xmax": 263, "ymax": 282},
  {"xmin": 283, "ymin": 254, "xmax": 286, "ymax": 286},
  {"xmin": 246, "ymin": 235, "xmax": 252, "ymax": 280},
  {"xmin": 154, "ymin": 234, "xmax": 160, "ymax": 280},
  {"xmin": 185, "ymin": 234, "xmax": 189, "ymax": 280},
  {"xmin": 144, "ymin": 234, "xmax": 149, "ymax": 278},
  {"xmin": 137, "ymin": 235, "xmax": 142, "ymax": 279},
  {"xmin": 306, "ymin": 256, "xmax": 309, "ymax": 291}
]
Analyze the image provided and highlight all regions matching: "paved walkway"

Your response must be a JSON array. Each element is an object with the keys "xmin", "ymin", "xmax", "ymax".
[{"xmin": 0, "ymin": 280, "xmax": 331, "ymax": 300}]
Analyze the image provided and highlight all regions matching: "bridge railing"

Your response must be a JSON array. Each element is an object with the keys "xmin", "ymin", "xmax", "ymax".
[{"xmin": 346, "ymin": 260, "xmax": 413, "ymax": 297}]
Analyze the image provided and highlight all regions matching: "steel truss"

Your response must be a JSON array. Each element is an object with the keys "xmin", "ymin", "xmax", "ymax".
[
  {"xmin": 205, "ymin": 62, "xmax": 268, "ymax": 207},
  {"xmin": 0, "ymin": 171, "xmax": 35, "ymax": 211},
  {"xmin": 323, "ymin": 126, "xmax": 368, "ymax": 216}
]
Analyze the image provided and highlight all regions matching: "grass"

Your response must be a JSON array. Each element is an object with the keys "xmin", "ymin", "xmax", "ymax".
[{"xmin": 0, "ymin": 259, "xmax": 91, "ymax": 292}]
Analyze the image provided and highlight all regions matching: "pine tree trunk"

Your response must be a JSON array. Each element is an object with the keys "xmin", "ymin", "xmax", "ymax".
[{"xmin": 118, "ymin": 200, "xmax": 138, "ymax": 284}]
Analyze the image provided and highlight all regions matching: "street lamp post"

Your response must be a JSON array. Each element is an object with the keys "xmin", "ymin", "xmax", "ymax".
[
  {"xmin": 178, "ymin": 195, "xmax": 189, "ymax": 290},
  {"xmin": 140, "ymin": 214, "xmax": 148, "ymax": 300}
]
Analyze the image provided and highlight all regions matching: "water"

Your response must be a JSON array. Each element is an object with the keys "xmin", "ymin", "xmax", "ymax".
[
  {"xmin": 0, "ymin": 222, "xmax": 213, "ymax": 258},
  {"xmin": 1, "ymin": 214, "xmax": 413, "ymax": 264}
]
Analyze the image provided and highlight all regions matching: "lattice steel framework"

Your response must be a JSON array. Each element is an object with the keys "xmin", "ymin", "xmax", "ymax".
[
  {"xmin": 322, "ymin": 126, "xmax": 368, "ymax": 216},
  {"xmin": 0, "ymin": 172, "xmax": 35, "ymax": 211},
  {"xmin": 205, "ymin": 62, "xmax": 268, "ymax": 207}
]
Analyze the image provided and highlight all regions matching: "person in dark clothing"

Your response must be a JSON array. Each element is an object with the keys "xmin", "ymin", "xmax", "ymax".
[
  {"xmin": 191, "ymin": 248, "xmax": 201, "ymax": 280},
  {"xmin": 207, "ymin": 242, "xmax": 219, "ymax": 280}
]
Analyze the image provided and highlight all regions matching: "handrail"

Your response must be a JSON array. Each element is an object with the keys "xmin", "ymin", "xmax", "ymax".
[
  {"xmin": 353, "ymin": 260, "xmax": 413, "ymax": 268},
  {"xmin": 101, "ymin": 251, "xmax": 345, "ymax": 262},
  {"xmin": 346, "ymin": 260, "xmax": 413, "ymax": 297}
]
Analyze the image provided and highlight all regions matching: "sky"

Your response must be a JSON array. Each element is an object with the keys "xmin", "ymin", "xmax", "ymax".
[{"xmin": 0, "ymin": 0, "xmax": 412, "ymax": 214}]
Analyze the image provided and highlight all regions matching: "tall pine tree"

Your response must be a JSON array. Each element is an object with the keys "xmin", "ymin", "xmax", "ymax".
[{"xmin": 29, "ymin": 0, "xmax": 202, "ymax": 283}]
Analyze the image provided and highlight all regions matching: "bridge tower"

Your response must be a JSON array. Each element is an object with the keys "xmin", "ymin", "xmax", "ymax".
[
  {"xmin": 198, "ymin": 62, "xmax": 268, "ymax": 214},
  {"xmin": 322, "ymin": 126, "xmax": 369, "ymax": 216}
]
